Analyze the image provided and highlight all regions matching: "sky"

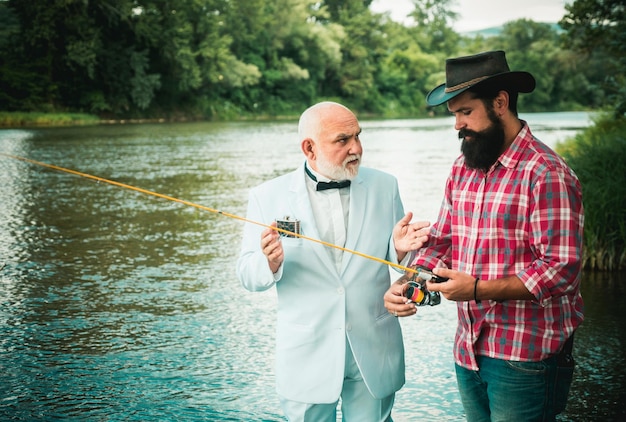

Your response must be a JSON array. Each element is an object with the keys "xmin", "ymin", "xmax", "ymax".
[{"xmin": 370, "ymin": 0, "xmax": 572, "ymax": 33}]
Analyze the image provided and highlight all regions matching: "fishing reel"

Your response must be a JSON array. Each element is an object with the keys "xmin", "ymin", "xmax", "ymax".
[{"xmin": 404, "ymin": 266, "xmax": 447, "ymax": 307}]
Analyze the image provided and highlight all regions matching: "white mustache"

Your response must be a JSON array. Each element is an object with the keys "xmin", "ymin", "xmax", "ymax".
[{"xmin": 344, "ymin": 154, "xmax": 361, "ymax": 166}]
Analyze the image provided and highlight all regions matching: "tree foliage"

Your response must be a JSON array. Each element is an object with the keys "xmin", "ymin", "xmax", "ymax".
[
  {"xmin": 560, "ymin": 0, "xmax": 626, "ymax": 116},
  {"xmin": 0, "ymin": 0, "xmax": 614, "ymax": 118}
]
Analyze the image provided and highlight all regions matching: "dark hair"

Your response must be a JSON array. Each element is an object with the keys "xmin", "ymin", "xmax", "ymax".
[{"xmin": 467, "ymin": 80, "xmax": 520, "ymax": 116}]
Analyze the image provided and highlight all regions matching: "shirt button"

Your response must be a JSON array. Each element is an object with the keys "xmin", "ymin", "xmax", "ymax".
[
  {"xmin": 337, "ymin": 287, "xmax": 344, "ymax": 295},
  {"xmin": 346, "ymin": 323, "xmax": 352, "ymax": 331}
]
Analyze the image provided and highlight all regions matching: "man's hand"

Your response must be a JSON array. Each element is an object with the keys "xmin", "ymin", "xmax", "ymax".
[
  {"xmin": 426, "ymin": 268, "xmax": 535, "ymax": 302},
  {"xmin": 384, "ymin": 273, "xmax": 417, "ymax": 317},
  {"xmin": 261, "ymin": 221, "xmax": 284, "ymax": 273},
  {"xmin": 425, "ymin": 268, "xmax": 475, "ymax": 302},
  {"xmin": 393, "ymin": 212, "xmax": 430, "ymax": 261}
]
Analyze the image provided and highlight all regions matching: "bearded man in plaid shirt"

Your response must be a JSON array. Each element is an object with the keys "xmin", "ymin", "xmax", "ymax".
[{"xmin": 385, "ymin": 50, "xmax": 584, "ymax": 422}]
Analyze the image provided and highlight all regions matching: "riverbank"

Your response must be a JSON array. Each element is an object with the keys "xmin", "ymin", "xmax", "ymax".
[
  {"xmin": 2, "ymin": 107, "xmax": 598, "ymax": 129},
  {"xmin": 0, "ymin": 111, "xmax": 314, "ymax": 128},
  {"xmin": 0, "ymin": 110, "xmax": 450, "ymax": 128},
  {"xmin": 0, "ymin": 112, "xmax": 102, "ymax": 128}
]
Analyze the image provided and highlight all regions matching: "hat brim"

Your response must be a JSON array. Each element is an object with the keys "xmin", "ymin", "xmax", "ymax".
[{"xmin": 426, "ymin": 71, "xmax": 536, "ymax": 107}]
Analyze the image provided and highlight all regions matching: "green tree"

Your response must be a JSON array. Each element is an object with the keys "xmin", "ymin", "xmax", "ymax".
[
  {"xmin": 323, "ymin": 0, "xmax": 373, "ymax": 22},
  {"xmin": 376, "ymin": 20, "xmax": 440, "ymax": 116},
  {"xmin": 560, "ymin": 0, "xmax": 626, "ymax": 116},
  {"xmin": 144, "ymin": 0, "xmax": 255, "ymax": 116},
  {"xmin": 496, "ymin": 20, "xmax": 562, "ymax": 111},
  {"xmin": 0, "ymin": 0, "xmax": 610, "ymax": 120},
  {"xmin": 3, "ymin": 0, "xmax": 161, "ymax": 114},
  {"xmin": 0, "ymin": 2, "xmax": 43, "ymax": 110},
  {"xmin": 2, "ymin": 0, "xmax": 262, "ymax": 116},
  {"xmin": 397, "ymin": 0, "xmax": 461, "ymax": 115},
  {"xmin": 464, "ymin": 19, "xmax": 598, "ymax": 112},
  {"xmin": 407, "ymin": 0, "xmax": 460, "ymax": 57},
  {"xmin": 217, "ymin": 0, "xmax": 347, "ymax": 115},
  {"xmin": 330, "ymin": 6, "xmax": 383, "ymax": 110}
]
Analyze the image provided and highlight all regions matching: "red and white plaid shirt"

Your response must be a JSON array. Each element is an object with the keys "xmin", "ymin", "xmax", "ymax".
[{"xmin": 412, "ymin": 123, "xmax": 584, "ymax": 370}]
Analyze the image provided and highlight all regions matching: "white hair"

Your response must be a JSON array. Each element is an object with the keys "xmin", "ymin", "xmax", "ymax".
[{"xmin": 298, "ymin": 101, "xmax": 351, "ymax": 142}]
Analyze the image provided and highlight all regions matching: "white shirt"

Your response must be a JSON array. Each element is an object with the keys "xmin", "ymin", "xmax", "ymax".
[{"xmin": 304, "ymin": 166, "xmax": 350, "ymax": 272}]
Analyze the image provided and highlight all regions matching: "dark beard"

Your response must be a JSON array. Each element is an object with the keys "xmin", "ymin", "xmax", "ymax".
[{"xmin": 459, "ymin": 110, "xmax": 505, "ymax": 172}]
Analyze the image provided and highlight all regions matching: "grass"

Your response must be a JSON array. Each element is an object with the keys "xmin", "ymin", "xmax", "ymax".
[
  {"xmin": 557, "ymin": 114, "xmax": 626, "ymax": 271},
  {"xmin": 0, "ymin": 112, "xmax": 101, "ymax": 127}
]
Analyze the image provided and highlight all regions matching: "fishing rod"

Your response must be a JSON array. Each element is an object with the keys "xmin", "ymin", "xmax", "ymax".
[{"xmin": 1, "ymin": 152, "xmax": 419, "ymax": 274}]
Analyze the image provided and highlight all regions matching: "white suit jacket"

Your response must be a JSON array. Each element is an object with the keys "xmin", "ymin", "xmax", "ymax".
[{"xmin": 237, "ymin": 163, "xmax": 406, "ymax": 403}]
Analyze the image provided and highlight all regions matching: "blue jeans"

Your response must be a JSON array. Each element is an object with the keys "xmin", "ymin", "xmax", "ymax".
[{"xmin": 455, "ymin": 355, "xmax": 568, "ymax": 422}]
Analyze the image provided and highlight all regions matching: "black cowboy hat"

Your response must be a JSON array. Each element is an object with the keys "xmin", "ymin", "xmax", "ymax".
[{"xmin": 426, "ymin": 50, "xmax": 536, "ymax": 106}]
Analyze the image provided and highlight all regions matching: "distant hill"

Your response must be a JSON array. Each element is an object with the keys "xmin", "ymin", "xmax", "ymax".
[{"xmin": 462, "ymin": 22, "xmax": 563, "ymax": 37}]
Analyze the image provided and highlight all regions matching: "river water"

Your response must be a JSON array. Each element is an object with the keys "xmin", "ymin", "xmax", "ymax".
[{"xmin": 0, "ymin": 112, "xmax": 624, "ymax": 421}]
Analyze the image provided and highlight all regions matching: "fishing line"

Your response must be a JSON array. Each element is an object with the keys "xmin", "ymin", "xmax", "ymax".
[{"xmin": 1, "ymin": 153, "xmax": 417, "ymax": 274}]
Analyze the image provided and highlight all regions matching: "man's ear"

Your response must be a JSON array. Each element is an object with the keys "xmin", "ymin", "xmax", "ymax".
[
  {"xmin": 301, "ymin": 138, "xmax": 315, "ymax": 160},
  {"xmin": 494, "ymin": 90, "xmax": 509, "ymax": 116}
]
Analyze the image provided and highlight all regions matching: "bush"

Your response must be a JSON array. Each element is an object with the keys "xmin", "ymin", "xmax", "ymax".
[{"xmin": 557, "ymin": 115, "xmax": 626, "ymax": 270}]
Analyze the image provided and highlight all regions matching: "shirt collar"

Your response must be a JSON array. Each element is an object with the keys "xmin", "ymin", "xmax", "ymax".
[
  {"xmin": 498, "ymin": 120, "xmax": 533, "ymax": 170},
  {"xmin": 304, "ymin": 162, "xmax": 331, "ymax": 183}
]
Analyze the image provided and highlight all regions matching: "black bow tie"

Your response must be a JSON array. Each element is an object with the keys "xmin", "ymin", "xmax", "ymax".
[
  {"xmin": 305, "ymin": 165, "xmax": 351, "ymax": 191},
  {"xmin": 316, "ymin": 180, "xmax": 351, "ymax": 191}
]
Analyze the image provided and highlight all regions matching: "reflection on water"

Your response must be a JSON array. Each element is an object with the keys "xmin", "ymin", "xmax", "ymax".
[
  {"xmin": 0, "ymin": 113, "xmax": 624, "ymax": 421},
  {"xmin": 564, "ymin": 271, "xmax": 626, "ymax": 420}
]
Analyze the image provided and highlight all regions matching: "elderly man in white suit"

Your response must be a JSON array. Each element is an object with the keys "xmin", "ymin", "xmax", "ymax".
[{"xmin": 237, "ymin": 101, "xmax": 429, "ymax": 421}]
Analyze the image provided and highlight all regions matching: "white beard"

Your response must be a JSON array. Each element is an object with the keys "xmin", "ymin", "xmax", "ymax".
[{"xmin": 316, "ymin": 152, "xmax": 361, "ymax": 180}]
